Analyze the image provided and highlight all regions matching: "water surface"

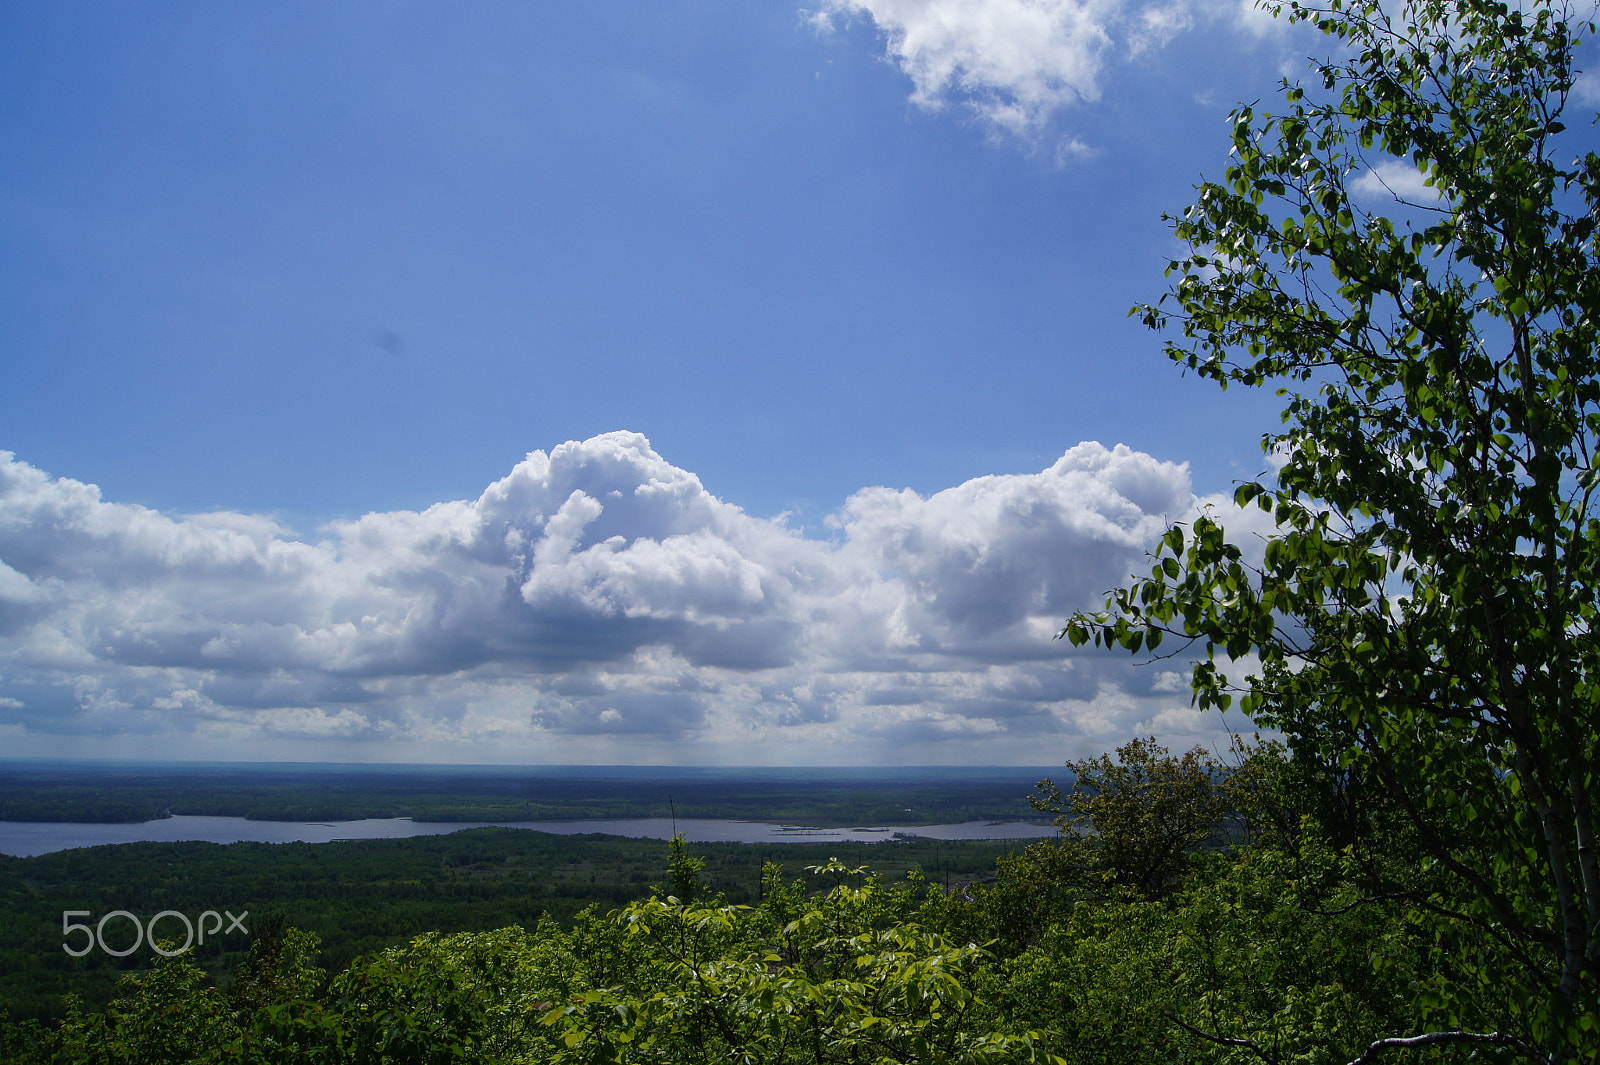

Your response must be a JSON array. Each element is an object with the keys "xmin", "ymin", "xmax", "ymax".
[{"xmin": 0, "ymin": 814, "xmax": 1058, "ymax": 858}]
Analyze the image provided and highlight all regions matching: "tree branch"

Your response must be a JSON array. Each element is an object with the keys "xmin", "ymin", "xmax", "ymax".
[
  {"xmin": 1165, "ymin": 1013, "xmax": 1281, "ymax": 1064},
  {"xmin": 1343, "ymin": 1029, "xmax": 1527, "ymax": 1065}
]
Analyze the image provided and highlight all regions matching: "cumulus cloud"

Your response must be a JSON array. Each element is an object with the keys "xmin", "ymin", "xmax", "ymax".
[
  {"xmin": 0, "ymin": 434, "xmax": 1254, "ymax": 763},
  {"xmin": 812, "ymin": 0, "xmax": 1279, "ymax": 138},
  {"xmin": 815, "ymin": 0, "xmax": 1116, "ymax": 135}
]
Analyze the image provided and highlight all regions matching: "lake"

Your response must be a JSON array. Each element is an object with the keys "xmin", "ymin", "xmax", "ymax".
[{"xmin": 0, "ymin": 814, "xmax": 1059, "ymax": 858}]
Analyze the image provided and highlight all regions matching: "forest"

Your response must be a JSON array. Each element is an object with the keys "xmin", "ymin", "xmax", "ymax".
[
  {"xmin": 0, "ymin": 826, "xmax": 1024, "ymax": 1029},
  {"xmin": 6, "ymin": 0, "xmax": 1600, "ymax": 1058},
  {"xmin": 0, "ymin": 735, "xmax": 1557, "ymax": 1063}
]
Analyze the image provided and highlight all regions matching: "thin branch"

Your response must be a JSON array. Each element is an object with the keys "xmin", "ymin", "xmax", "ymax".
[
  {"xmin": 1299, "ymin": 891, "xmax": 1413, "ymax": 917},
  {"xmin": 1165, "ymin": 1013, "xmax": 1281, "ymax": 1065},
  {"xmin": 1343, "ymin": 1030, "xmax": 1529, "ymax": 1065}
]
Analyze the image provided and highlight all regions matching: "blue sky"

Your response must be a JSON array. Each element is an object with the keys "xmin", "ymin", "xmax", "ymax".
[{"xmin": 4, "ymin": 2, "xmax": 1583, "ymax": 765}]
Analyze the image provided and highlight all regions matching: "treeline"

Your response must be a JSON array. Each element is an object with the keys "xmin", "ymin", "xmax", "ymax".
[
  {"xmin": 0, "ymin": 826, "xmax": 1019, "ymax": 1026},
  {"xmin": 4, "ymin": 739, "xmax": 1568, "ymax": 1062},
  {"xmin": 0, "ymin": 763, "xmax": 1049, "ymax": 825}
]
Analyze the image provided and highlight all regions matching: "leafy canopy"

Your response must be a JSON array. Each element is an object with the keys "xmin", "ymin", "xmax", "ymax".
[
  {"xmin": 1063, "ymin": 0, "xmax": 1600, "ymax": 1058},
  {"xmin": 1031, "ymin": 737, "xmax": 1228, "ymax": 900}
]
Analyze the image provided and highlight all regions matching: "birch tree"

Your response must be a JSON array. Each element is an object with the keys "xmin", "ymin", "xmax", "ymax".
[{"xmin": 1064, "ymin": 1, "xmax": 1600, "ymax": 1058}]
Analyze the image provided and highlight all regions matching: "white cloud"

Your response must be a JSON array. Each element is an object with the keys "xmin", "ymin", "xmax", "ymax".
[
  {"xmin": 816, "ymin": 0, "xmax": 1117, "ymax": 135},
  {"xmin": 0, "ymin": 435, "xmax": 1255, "ymax": 763},
  {"xmin": 1129, "ymin": 2, "xmax": 1192, "ymax": 55},
  {"xmin": 1230, "ymin": 0, "xmax": 1291, "ymax": 39},
  {"xmin": 1575, "ymin": 70, "xmax": 1600, "ymax": 107},
  {"xmin": 829, "ymin": 441, "xmax": 1186, "ymax": 649},
  {"xmin": 813, "ymin": 0, "xmax": 1283, "ymax": 138},
  {"xmin": 1351, "ymin": 159, "xmax": 1444, "ymax": 204}
]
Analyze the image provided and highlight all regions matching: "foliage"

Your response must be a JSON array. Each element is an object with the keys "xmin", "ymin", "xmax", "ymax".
[
  {"xmin": 230, "ymin": 915, "xmax": 327, "ymax": 1016},
  {"xmin": 2, "ymin": 858, "xmax": 1067, "ymax": 1064},
  {"xmin": 1001, "ymin": 830, "xmax": 1437, "ymax": 1065},
  {"xmin": 1031, "ymin": 737, "xmax": 1230, "ymax": 900},
  {"xmin": 1063, "ymin": 0, "xmax": 1600, "ymax": 1058},
  {"xmin": 539, "ymin": 860, "xmax": 1058, "ymax": 1065},
  {"xmin": 954, "ymin": 738, "xmax": 1232, "ymax": 956},
  {"xmin": 50, "ymin": 953, "xmax": 240, "ymax": 1064},
  {"xmin": 0, "ymin": 782, "xmax": 1493, "ymax": 1065},
  {"xmin": 666, "ymin": 834, "xmax": 707, "ymax": 902},
  {"xmin": 0, "ymin": 828, "xmax": 1024, "ymax": 1025}
]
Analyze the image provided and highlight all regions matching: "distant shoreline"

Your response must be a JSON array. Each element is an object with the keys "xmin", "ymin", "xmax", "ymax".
[
  {"xmin": 0, "ymin": 814, "xmax": 1060, "ymax": 858},
  {"xmin": 0, "ymin": 760, "xmax": 1067, "ymax": 833}
]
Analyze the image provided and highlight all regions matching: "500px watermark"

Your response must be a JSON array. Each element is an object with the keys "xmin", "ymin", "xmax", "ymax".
[{"xmin": 62, "ymin": 909, "xmax": 249, "ymax": 957}]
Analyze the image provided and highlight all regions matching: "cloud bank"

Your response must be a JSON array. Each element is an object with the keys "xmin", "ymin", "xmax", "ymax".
[{"xmin": 0, "ymin": 433, "xmax": 1252, "ymax": 763}]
